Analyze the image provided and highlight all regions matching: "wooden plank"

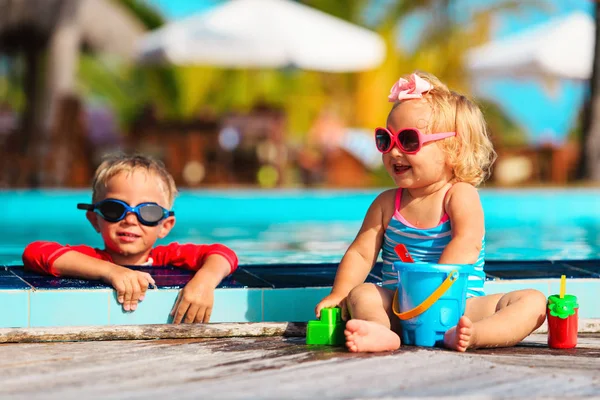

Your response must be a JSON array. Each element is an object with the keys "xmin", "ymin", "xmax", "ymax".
[
  {"xmin": 1, "ymin": 336, "xmax": 599, "ymax": 399},
  {"xmin": 2, "ymin": 317, "xmax": 599, "ymax": 345},
  {"xmin": 0, "ymin": 322, "xmax": 307, "ymax": 343}
]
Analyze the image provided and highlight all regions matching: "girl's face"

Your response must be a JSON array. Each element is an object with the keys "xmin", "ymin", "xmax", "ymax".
[
  {"xmin": 383, "ymin": 100, "xmax": 453, "ymax": 190},
  {"xmin": 87, "ymin": 170, "xmax": 175, "ymax": 265}
]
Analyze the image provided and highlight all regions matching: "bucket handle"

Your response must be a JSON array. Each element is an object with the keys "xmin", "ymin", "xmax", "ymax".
[{"xmin": 392, "ymin": 269, "xmax": 459, "ymax": 320}]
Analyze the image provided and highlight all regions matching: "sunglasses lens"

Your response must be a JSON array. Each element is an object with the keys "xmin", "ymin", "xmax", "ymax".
[
  {"xmin": 399, "ymin": 129, "xmax": 420, "ymax": 153},
  {"xmin": 139, "ymin": 204, "xmax": 165, "ymax": 223},
  {"xmin": 375, "ymin": 129, "xmax": 392, "ymax": 152},
  {"xmin": 97, "ymin": 201, "xmax": 126, "ymax": 222}
]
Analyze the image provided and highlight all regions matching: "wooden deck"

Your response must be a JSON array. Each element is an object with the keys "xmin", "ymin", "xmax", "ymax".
[{"xmin": 1, "ymin": 332, "xmax": 599, "ymax": 399}]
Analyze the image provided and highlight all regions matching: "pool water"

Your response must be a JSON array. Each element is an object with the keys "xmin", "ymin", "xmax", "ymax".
[{"xmin": 1, "ymin": 189, "xmax": 599, "ymax": 265}]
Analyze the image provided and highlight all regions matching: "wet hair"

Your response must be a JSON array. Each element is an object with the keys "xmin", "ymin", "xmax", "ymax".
[
  {"xmin": 91, "ymin": 153, "xmax": 178, "ymax": 207},
  {"xmin": 390, "ymin": 71, "xmax": 497, "ymax": 187}
]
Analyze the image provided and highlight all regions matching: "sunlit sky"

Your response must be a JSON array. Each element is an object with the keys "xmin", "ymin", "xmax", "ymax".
[{"xmin": 143, "ymin": 0, "xmax": 595, "ymax": 144}]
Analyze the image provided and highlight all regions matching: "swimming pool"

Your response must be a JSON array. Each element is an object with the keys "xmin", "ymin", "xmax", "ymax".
[
  {"xmin": 1, "ymin": 188, "xmax": 599, "ymax": 265},
  {"xmin": 2, "ymin": 188, "xmax": 600, "ymax": 328}
]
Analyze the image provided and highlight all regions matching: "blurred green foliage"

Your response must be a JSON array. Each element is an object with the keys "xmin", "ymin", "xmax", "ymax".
[
  {"xmin": 119, "ymin": 0, "xmax": 165, "ymax": 29},
  {"xmin": 2, "ymin": 0, "xmax": 529, "ymax": 149}
]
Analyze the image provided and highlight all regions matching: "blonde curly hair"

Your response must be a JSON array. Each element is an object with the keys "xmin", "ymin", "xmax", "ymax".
[
  {"xmin": 389, "ymin": 71, "xmax": 496, "ymax": 187},
  {"xmin": 91, "ymin": 153, "xmax": 178, "ymax": 207}
]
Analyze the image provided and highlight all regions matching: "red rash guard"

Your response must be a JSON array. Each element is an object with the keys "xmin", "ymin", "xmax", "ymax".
[{"xmin": 22, "ymin": 241, "xmax": 239, "ymax": 277}]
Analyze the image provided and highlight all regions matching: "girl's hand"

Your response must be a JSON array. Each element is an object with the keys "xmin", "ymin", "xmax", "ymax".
[
  {"xmin": 104, "ymin": 265, "xmax": 155, "ymax": 312},
  {"xmin": 313, "ymin": 191, "xmax": 391, "ymax": 321},
  {"xmin": 315, "ymin": 294, "xmax": 349, "ymax": 321}
]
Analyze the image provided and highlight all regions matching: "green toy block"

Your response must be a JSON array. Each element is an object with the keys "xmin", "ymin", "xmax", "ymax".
[{"xmin": 306, "ymin": 307, "xmax": 346, "ymax": 346}]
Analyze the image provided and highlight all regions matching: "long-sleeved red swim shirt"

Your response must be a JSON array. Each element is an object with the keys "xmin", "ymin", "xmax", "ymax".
[{"xmin": 22, "ymin": 241, "xmax": 239, "ymax": 277}]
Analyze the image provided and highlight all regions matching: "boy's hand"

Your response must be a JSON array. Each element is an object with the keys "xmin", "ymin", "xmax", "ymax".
[
  {"xmin": 315, "ymin": 293, "xmax": 349, "ymax": 321},
  {"xmin": 170, "ymin": 254, "xmax": 230, "ymax": 324},
  {"xmin": 104, "ymin": 265, "xmax": 155, "ymax": 312},
  {"xmin": 170, "ymin": 280, "xmax": 214, "ymax": 324}
]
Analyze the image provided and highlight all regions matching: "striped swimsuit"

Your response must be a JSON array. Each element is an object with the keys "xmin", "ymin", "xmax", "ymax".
[{"xmin": 381, "ymin": 188, "xmax": 486, "ymax": 298}]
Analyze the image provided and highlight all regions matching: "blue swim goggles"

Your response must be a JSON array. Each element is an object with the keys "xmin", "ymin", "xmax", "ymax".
[{"xmin": 77, "ymin": 198, "xmax": 174, "ymax": 227}]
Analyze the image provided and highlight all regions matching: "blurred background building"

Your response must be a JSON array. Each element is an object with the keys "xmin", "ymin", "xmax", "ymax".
[{"xmin": 0, "ymin": 0, "xmax": 597, "ymax": 189}]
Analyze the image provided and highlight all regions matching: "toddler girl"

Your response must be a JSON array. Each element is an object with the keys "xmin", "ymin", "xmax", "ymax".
[{"xmin": 315, "ymin": 72, "xmax": 547, "ymax": 352}]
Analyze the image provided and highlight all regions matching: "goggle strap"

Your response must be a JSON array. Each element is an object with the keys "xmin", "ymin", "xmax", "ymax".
[{"xmin": 77, "ymin": 203, "xmax": 95, "ymax": 211}]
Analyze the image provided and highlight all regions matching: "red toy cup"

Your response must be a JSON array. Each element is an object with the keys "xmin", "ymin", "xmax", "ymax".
[{"xmin": 547, "ymin": 294, "xmax": 578, "ymax": 349}]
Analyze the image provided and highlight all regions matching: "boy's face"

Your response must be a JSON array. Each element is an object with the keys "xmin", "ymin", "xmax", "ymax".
[{"xmin": 87, "ymin": 170, "xmax": 175, "ymax": 264}]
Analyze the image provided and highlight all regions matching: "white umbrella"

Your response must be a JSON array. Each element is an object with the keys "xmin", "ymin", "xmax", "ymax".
[
  {"xmin": 465, "ymin": 11, "xmax": 594, "ymax": 80},
  {"xmin": 136, "ymin": 0, "xmax": 386, "ymax": 72}
]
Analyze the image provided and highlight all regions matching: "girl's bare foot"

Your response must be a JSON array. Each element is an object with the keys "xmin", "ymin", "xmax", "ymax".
[
  {"xmin": 344, "ymin": 319, "xmax": 401, "ymax": 352},
  {"xmin": 443, "ymin": 315, "xmax": 476, "ymax": 352}
]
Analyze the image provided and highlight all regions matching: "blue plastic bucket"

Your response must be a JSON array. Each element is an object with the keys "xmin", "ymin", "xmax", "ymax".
[{"xmin": 392, "ymin": 262, "xmax": 474, "ymax": 347}]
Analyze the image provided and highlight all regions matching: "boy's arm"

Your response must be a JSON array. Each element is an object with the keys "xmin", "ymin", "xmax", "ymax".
[
  {"xmin": 155, "ymin": 243, "xmax": 238, "ymax": 324},
  {"xmin": 170, "ymin": 253, "xmax": 231, "ymax": 324},
  {"xmin": 438, "ymin": 183, "xmax": 485, "ymax": 265},
  {"xmin": 23, "ymin": 241, "xmax": 155, "ymax": 311},
  {"xmin": 23, "ymin": 241, "xmax": 104, "ymax": 277},
  {"xmin": 315, "ymin": 191, "xmax": 390, "ymax": 317},
  {"xmin": 54, "ymin": 252, "xmax": 157, "ymax": 311},
  {"xmin": 152, "ymin": 243, "xmax": 238, "ymax": 274}
]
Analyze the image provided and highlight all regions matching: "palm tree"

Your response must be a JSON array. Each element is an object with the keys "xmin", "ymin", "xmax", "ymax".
[
  {"xmin": 580, "ymin": 2, "xmax": 600, "ymax": 180},
  {"xmin": 0, "ymin": 0, "xmax": 145, "ymax": 185},
  {"xmin": 77, "ymin": 0, "xmax": 182, "ymax": 125},
  {"xmin": 309, "ymin": 0, "xmax": 525, "ymax": 135},
  {"xmin": 76, "ymin": 1, "xmax": 528, "ymax": 156}
]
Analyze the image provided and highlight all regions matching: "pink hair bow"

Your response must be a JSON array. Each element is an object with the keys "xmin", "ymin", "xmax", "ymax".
[{"xmin": 388, "ymin": 73, "xmax": 433, "ymax": 102}]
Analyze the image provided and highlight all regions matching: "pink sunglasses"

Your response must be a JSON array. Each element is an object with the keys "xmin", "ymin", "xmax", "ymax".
[{"xmin": 374, "ymin": 127, "xmax": 456, "ymax": 154}]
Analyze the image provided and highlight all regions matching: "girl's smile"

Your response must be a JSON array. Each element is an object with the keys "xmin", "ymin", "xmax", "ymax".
[
  {"xmin": 384, "ymin": 100, "xmax": 454, "ymax": 190},
  {"xmin": 392, "ymin": 163, "xmax": 411, "ymax": 175}
]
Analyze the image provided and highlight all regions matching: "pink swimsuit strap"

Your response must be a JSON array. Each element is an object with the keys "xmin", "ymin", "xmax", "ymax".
[{"xmin": 394, "ymin": 188, "xmax": 450, "ymax": 229}]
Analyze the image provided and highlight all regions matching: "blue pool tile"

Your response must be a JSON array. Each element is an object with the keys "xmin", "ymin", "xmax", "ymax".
[
  {"xmin": 263, "ymin": 287, "xmax": 331, "ymax": 322},
  {"xmin": 6, "ymin": 266, "xmax": 43, "ymax": 278},
  {"xmin": 5, "ymin": 265, "xmax": 271, "ymax": 291},
  {"xmin": 10, "ymin": 267, "xmax": 110, "ymax": 289},
  {"xmin": 0, "ymin": 290, "xmax": 29, "ymax": 328},
  {"xmin": 212, "ymin": 289, "xmax": 263, "ymax": 322},
  {"xmin": 114, "ymin": 266, "xmax": 259, "ymax": 289},
  {"xmin": 562, "ymin": 261, "xmax": 600, "ymax": 278},
  {"xmin": 244, "ymin": 264, "xmax": 338, "ymax": 288},
  {"xmin": 242, "ymin": 263, "xmax": 382, "ymax": 288},
  {"xmin": 0, "ymin": 268, "xmax": 30, "ymax": 290},
  {"xmin": 485, "ymin": 280, "xmax": 550, "ymax": 297},
  {"xmin": 0, "ymin": 277, "xmax": 30, "ymax": 290},
  {"xmin": 231, "ymin": 268, "xmax": 274, "ymax": 288},
  {"xmin": 30, "ymin": 290, "xmax": 111, "ymax": 327},
  {"xmin": 108, "ymin": 288, "xmax": 263, "ymax": 324},
  {"xmin": 109, "ymin": 289, "xmax": 179, "ymax": 325},
  {"xmin": 23, "ymin": 276, "xmax": 109, "ymax": 289},
  {"xmin": 138, "ymin": 267, "xmax": 193, "ymax": 289},
  {"xmin": 485, "ymin": 261, "xmax": 574, "ymax": 280}
]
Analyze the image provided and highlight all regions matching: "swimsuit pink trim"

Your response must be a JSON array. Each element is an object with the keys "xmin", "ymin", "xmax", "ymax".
[{"xmin": 393, "ymin": 188, "xmax": 449, "ymax": 230}]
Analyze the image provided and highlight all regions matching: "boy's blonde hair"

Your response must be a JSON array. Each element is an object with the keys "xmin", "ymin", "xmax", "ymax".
[
  {"xmin": 92, "ymin": 153, "xmax": 178, "ymax": 207},
  {"xmin": 391, "ymin": 71, "xmax": 497, "ymax": 186}
]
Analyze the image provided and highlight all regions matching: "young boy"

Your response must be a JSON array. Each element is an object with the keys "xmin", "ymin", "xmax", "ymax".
[{"xmin": 22, "ymin": 154, "xmax": 238, "ymax": 324}]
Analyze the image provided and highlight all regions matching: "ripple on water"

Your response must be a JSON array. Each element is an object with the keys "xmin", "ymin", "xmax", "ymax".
[{"xmin": 2, "ymin": 221, "xmax": 599, "ymax": 265}]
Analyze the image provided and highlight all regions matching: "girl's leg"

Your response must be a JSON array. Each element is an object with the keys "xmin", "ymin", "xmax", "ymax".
[
  {"xmin": 444, "ymin": 289, "xmax": 547, "ymax": 352},
  {"xmin": 344, "ymin": 283, "xmax": 401, "ymax": 352}
]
